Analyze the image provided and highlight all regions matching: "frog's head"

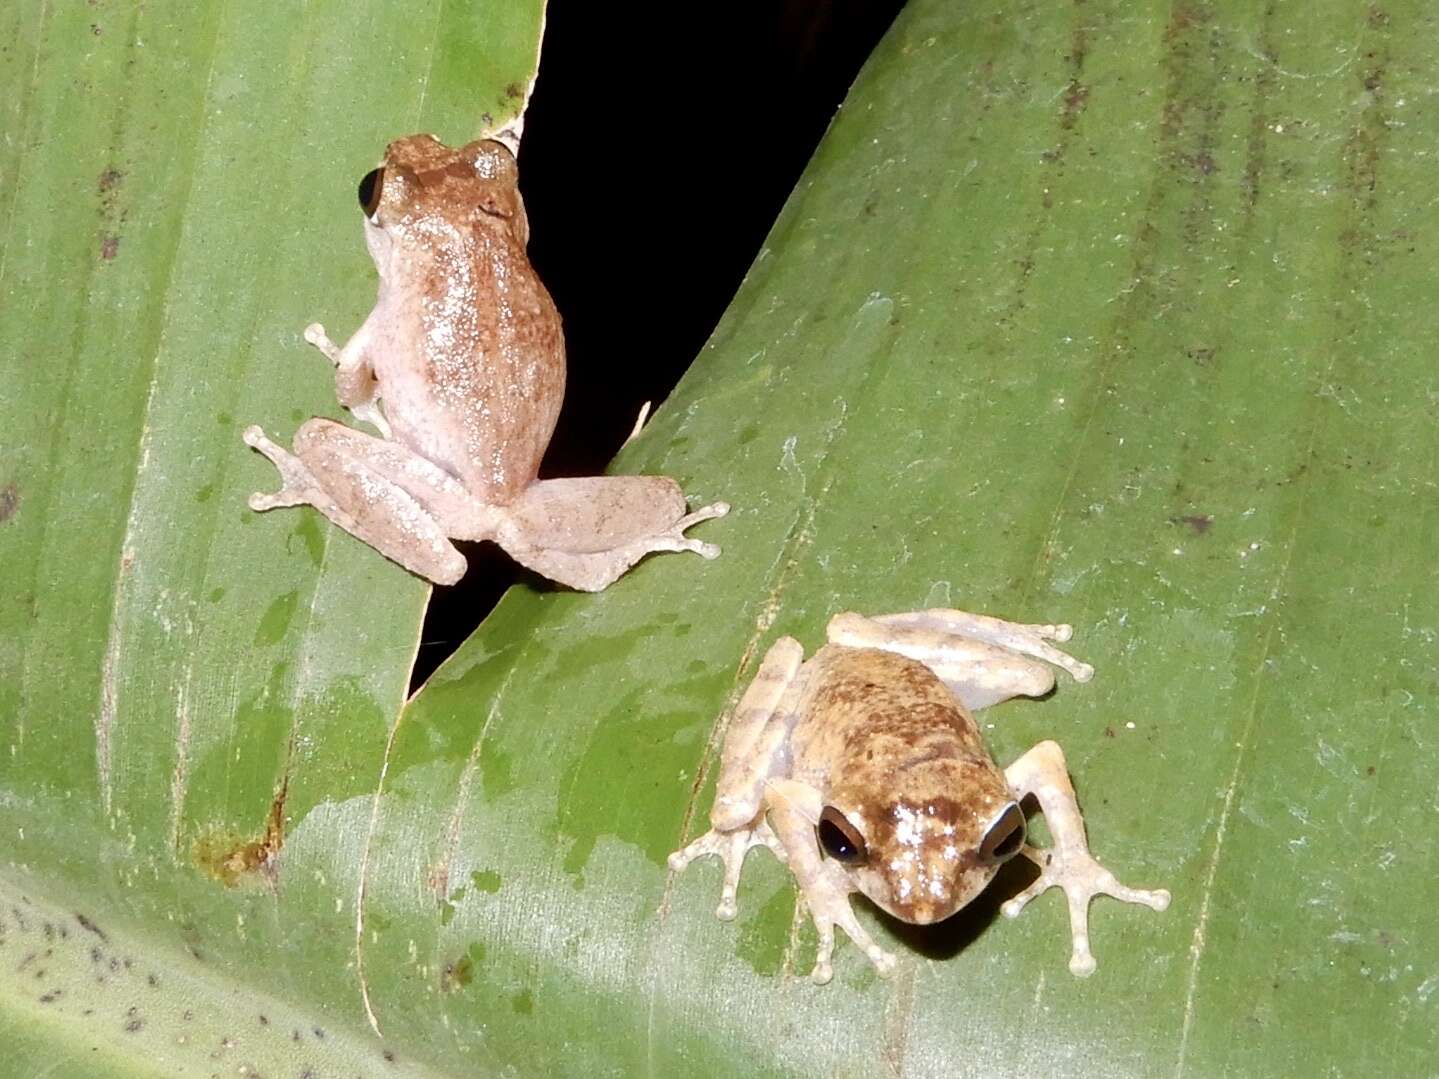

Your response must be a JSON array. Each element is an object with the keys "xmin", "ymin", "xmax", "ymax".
[
  {"xmin": 820, "ymin": 759, "xmax": 1026, "ymax": 924},
  {"xmin": 354, "ymin": 135, "xmax": 531, "ymax": 272}
]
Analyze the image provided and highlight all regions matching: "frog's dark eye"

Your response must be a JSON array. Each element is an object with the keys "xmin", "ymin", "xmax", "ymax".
[
  {"xmin": 979, "ymin": 802, "xmax": 1026, "ymax": 864},
  {"xmin": 357, "ymin": 167, "xmax": 384, "ymax": 217},
  {"xmin": 817, "ymin": 806, "xmax": 867, "ymax": 864}
]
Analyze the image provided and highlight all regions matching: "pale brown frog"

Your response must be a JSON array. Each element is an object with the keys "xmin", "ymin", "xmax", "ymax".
[
  {"xmin": 243, "ymin": 134, "xmax": 726, "ymax": 588},
  {"xmin": 669, "ymin": 607, "xmax": 1170, "ymax": 983}
]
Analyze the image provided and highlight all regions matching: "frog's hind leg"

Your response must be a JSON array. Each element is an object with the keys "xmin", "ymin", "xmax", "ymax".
[
  {"xmin": 243, "ymin": 419, "xmax": 487, "ymax": 585},
  {"xmin": 667, "ymin": 637, "xmax": 805, "ymax": 919},
  {"xmin": 1001, "ymin": 740, "xmax": 1170, "ymax": 976},
  {"xmin": 495, "ymin": 475, "xmax": 728, "ymax": 592},
  {"xmin": 826, "ymin": 609, "xmax": 1094, "ymax": 711}
]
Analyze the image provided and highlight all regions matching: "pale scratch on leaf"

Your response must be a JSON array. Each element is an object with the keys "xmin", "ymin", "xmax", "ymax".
[
  {"xmin": 411, "ymin": 0, "xmax": 446, "ymax": 127},
  {"xmin": 98, "ymin": 626, "xmax": 120, "ymax": 815},
  {"xmin": 1176, "ymin": 456, "xmax": 1314, "ymax": 1075},
  {"xmin": 781, "ymin": 890, "xmax": 810, "ymax": 982},
  {"xmin": 169, "ymin": 670, "xmax": 193, "ymax": 853},
  {"xmin": 353, "ymin": 586, "xmax": 432, "ymax": 1038},
  {"xmin": 93, "ymin": 4, "xmax": 221, "ymax": 822},
  {"xmin": 96, "ymin": 544, "xmax": 137, "ymax": 816},
  {"xmin": 353, "ymin": 706, "xmax": 399, "ymax": 1039},
  {"xmin": 880, "ymin": 960, "xmax": 916, "ymax": 1078},
  {"xmin": 1031, "ymin": 969, "xmax": 1048, "ymax": 1013},
  {"xmin": 428, "ymin": 662, "xmax": 518, "ymax": 899}
]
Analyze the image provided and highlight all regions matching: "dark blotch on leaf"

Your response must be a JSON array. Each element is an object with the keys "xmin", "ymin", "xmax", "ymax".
[{"xmin": 0, "ymin": 484, "xmax": 19, "ymax": 524}]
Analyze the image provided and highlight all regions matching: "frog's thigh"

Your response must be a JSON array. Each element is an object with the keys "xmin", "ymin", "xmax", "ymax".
[
  {"xmin": 246, "ymin": 418, "xmax": 469, "ymax": 585},
  {"xmin": 825, "ymin": 612, "xmax": 1063, "ymax": 710},
  {"xmin": 496, "ymin": 476, "xmax": 728, "ymax": 592},
  {"xmin": 709, "ymin": 638, "xmax": 805, "ymax": 831},
  {"xmin": 853, "ymin": 609, "xmax": 1092, "ymax": 679}
]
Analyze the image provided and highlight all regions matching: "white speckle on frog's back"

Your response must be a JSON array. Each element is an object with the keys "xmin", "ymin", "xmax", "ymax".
[{"xmin": 378, "ymin": 217, "xmax": 560, "ymax": 502}]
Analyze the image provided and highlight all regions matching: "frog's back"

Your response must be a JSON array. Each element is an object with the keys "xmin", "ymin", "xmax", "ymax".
[
  {"xmin": 791, "ymin": 646, "xmax": 987, "ymax": 786},
  {"xmin": 348, "ymin": 135, "xmax": 565, "ymax": 502},
  {"xmin": 385, "ymin": 228, "xmax": 562, "ymax": 502}
]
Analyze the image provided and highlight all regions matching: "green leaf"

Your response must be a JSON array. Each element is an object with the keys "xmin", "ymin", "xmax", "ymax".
[{"xmin": 5, "ymin": 0, "xmax": 1437, "ymax": 1075}]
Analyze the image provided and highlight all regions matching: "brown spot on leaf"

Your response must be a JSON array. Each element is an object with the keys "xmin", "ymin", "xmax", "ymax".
[
  {"xmin": 192, "ymin": 776, "xmax": 288, "ymax": 886},
  {"xmin": 1171, "ymin": 513, "xmax": 1214, "ymax": 535},
  {"xmin": 97, "ymin": 167, "xmax": 123, "ymax": 193},
  {"xmin": 440, "ymin": 955, "xmax": 474, "ymax": 992},
  {"xmin": 74, "ymin": 912, "xmax": 107, "ymax": 941},
  {"xmin": 99, "ymin": 233, "xmax": 120, "ymax": 260},
  {"xmin": 1060, "ymin": 80, "xmax": 1089, "ymax": 130},
  {"xmin": 1187, "ymin": 151, "xmax": 1218, "ymax": 175},
  {"xmin": 0, "ymin": 483, "xmax": 19, "ymax": 524}
]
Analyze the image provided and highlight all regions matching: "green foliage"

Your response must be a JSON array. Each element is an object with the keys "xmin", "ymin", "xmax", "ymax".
[{"xmin": 3, "ymin": 0, "xmax": 1436, "ymax": 1075}]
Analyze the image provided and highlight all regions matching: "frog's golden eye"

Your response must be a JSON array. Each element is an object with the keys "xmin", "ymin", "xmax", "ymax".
[
  {"xmin": 980, "ymin": 802, "xmax": 1026, "ymax": 864},
  {"xmin": 817, "ymin": 806, "xmax": 867, "ymax": 864},
  {"xmin": 357, "ymin": 167, "xmax": 384, "ymax": 218}
]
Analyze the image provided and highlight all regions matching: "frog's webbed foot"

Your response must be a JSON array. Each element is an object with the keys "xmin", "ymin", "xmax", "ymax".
[
  {"xmin": 650, "ymin": 500, "xmax": 730, "ymax": 559},
  {"xmin": 1002, "ymin": 842, "xmax": 1170, "ymax": 976},
  {"xmin": 303, "ymin": 322, "xmax": 342, "ymax": 363},
  {"xmin": 243, "ymin": 425, "xmax": 325, "ymax": 510},
  {"xmin": 243, "ymin": 418, "xmax": 481, "ymax": 585},
  {"xmin": 304, "ymin": 322, "xmax": 392, "ymax": 438},
  {"xmin": 761, "ymin": 779, "xmax": 897, "ymax": 984},
  {"xmin": 497, "ymin": 476, "xmax": 729, "ymax": 591},
  {"xmin": 667, "ymin": 819, "xmax": 786, "ymax": 921},
  {"xmin": 802, "ymin": 872, "xmax": 898, "ymax": 985},
  {"xmin": 346, "ymin": 399, "xmax": 391, "ymax": 439},
  {"xmin": 1003, "ymin": 740, "xmax": 1170, "ymax": 976}
]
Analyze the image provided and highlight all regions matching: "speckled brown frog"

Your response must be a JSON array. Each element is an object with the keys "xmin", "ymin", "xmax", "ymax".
[
  {"xmin": 669, "ymin": 607, "xmax": 1170, "ymax": 983},
  {"xmin": 244, "ymin": 134, "xmax": 726, "ymax": 589}
]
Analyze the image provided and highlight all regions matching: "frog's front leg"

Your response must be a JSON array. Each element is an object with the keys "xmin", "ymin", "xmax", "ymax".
[
  {"xmin": 243, "ymin": 418, "xmax": 500, "ymax": 585},
  {"xmin": 667, "ymin": 638, "xmax": 803, "ymax": 918},
  {"xmin": 303, "ymin": 321, "xmax": 391, "ymax": 439},
  {"xmin": 827, "ymin": 608, "xmax": 1093, "ymax": 711},
  {"xmin": 495, "ymin": 476, "xmax": 729, "ymax": 592},
  {"xmin": 1001, "ymin": 740, "xmax": 1170, "ymax": 976},
  {"xmin": 764, "ymin": 778, "xmax": 897, "ymax": 984}
]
